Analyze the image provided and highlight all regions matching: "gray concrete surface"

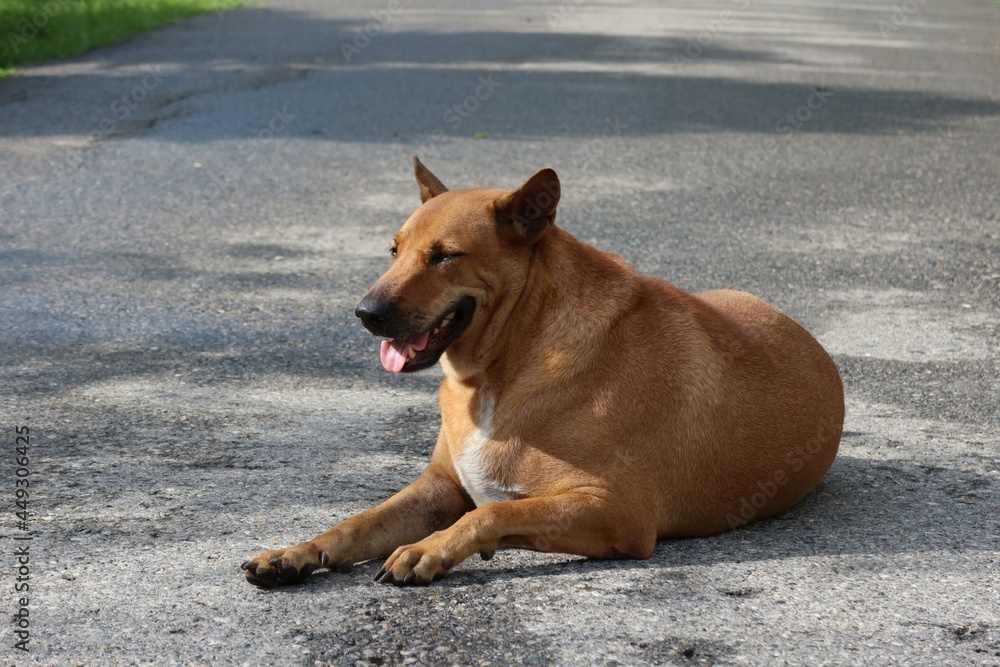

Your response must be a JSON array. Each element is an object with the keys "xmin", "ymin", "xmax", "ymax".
[{"xmin": 2, "ymin": 0, "xmax": 999, "ymax": 664}]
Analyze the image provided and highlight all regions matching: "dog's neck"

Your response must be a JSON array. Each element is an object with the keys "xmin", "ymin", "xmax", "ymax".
[{"xmin": 441, "ymin": 226, "xmax": 638, "ymax": 391}]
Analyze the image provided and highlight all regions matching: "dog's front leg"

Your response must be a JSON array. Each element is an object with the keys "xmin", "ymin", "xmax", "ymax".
[
  {"xmin": 242, "ymin": 466, "xmax": 469, "ymax": 587},
  {"xmin": 375, "ymin": 492, "xmax": 657, "ymax": 585}
]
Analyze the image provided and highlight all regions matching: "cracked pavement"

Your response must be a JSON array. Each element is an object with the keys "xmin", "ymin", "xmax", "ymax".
[{"xmin": 1, "ymin": 0, "xmax": 998, "ymax": 665}]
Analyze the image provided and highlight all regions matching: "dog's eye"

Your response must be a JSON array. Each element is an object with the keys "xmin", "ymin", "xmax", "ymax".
[
  {"xmin": 428, "ymin": 251, "xmax": 464, "ymax": 266},
  {"xmin": 389, "ymin": 246, "xmax": 397, "ymax": 258}
]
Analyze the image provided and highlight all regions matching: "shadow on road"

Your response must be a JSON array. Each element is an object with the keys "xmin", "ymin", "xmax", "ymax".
[{"xmin": 2, "ymin": 8, "xmax": 1000, "ymax": 141}]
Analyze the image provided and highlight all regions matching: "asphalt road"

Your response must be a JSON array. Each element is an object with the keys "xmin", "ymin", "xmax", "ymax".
[{"xmin": 1, "ymin": 0, "xmax": 999, "ymax": 665}]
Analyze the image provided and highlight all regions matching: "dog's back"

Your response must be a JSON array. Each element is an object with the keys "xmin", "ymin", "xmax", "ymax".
[
  {"xmin": 655, "ymin": 287, "xmax": 844, "ymax": 535},
  {"xmin": 439, "ymin": 224, "xmax": 844, "ymax": 543}
]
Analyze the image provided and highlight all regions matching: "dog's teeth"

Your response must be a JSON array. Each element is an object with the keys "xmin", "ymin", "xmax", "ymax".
[
  {"xmin": 443, "ymin": 313, "xmax": 454, "ymax": 323},
  {"xmin": 407, "ymin": 348, "xmax": 417, "ymax": 359},
  {"xmin": 432, "ymin": 327, "xmax": 440, "ymax": 334}
]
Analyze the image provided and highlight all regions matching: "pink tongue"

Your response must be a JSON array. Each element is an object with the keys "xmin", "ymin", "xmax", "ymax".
[
  {"xmin": 378, "ymin": 331, "xmax": 432, "ymax": 373},
  {"xmin": 410, "ymin": 331, "xmax": 430, "ymax": 351},
  {"xmin": 380, "ymin": 340, "xmax": 406, "ymax": 373}
]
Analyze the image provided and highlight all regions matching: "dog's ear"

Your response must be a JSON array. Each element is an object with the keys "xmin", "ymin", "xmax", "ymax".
[
  {"xmin": 495, "ymin": 168, "xmax": 560, "ymax": 244},
  {"xmin": 413, "ymin": 156, "xmax": 449, "ymax": 203}
]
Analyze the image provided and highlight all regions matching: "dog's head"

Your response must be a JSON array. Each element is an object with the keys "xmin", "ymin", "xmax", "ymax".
[{"xmin": 355, "ymin": 157, "xmax": 560, "ymax": 375}]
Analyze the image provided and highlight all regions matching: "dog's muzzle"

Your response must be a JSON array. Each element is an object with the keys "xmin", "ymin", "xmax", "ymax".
[{"xmin": 355, "ymin": 297, "xmax": 393, "ymax": 336}]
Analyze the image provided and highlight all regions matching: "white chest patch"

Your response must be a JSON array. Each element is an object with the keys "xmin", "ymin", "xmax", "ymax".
[{"xmin": 454, "ymin": 394, "xmax": 522, "ymax": 507}]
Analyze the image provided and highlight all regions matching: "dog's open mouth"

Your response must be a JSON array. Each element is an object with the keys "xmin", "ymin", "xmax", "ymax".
[{"xmin": 379, "ymin": 296, "xmax": 476, "ymax": 373}]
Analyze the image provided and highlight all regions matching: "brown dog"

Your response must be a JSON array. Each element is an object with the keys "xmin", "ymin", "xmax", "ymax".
[{"xmin": 241, "ymin": 158, "xmax": 844, "ymax": 587}]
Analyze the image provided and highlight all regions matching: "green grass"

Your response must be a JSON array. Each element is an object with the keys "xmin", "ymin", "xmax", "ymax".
[{"xmin": 1, "ymin": 0, "xmax": 244, "ymax": 76}]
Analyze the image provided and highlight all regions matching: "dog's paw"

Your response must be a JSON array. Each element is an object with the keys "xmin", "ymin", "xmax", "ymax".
[
  {"xmin": 241, "ymin": 542, "xmax": 351, "ymax": 588},
  {"xmin": 374, "ymin": 542, "xmax": 455, "ymax": 586}
]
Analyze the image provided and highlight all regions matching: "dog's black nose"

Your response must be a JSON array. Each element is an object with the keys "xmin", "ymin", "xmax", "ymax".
[{"xmin": 355, "ymin": 297, "xmax": 392, "ymax": 333}]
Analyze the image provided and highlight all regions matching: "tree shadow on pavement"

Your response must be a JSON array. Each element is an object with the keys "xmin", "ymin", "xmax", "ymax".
[
  {"xmin": 406, "ymin": 451, "xmax": 1000, "ymax": 585},
  {"xmin": 1, "ymin": 8, "xmax": 999, "ymax": 142}
]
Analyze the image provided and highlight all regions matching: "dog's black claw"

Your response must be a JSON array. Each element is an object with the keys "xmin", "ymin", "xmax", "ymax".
[
  {"xmin": 248, "ymin": 566, "xmax": 278, "ymax": 588},
  {"xmin": 479, "ymin": 550, "xmax": 495, "ymax": 561},
  {"xmin": 378, "ymin": 570, "xmax": 396, "ymax": 585},
  {"xmin": 240, "ymin": 561, "xmax": 253, "ymax": 571},
  {"xmin": 403, "ymin": 571, "xmax": 416, "ymax": 585},
  {"xmin": 373, "ymin": 568, "xmax": 386, "ymax": 582}
]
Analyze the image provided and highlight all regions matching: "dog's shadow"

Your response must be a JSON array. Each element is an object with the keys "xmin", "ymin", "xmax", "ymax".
[
  {"xmin": 293, "ymin": 446, "xmax": 997, "ymax": 592},
  {"xmin": 436, "ymin": 449, "xmax": 997, "ymax": 584}
]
